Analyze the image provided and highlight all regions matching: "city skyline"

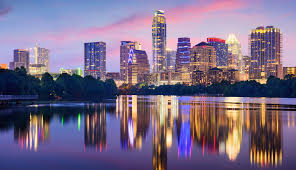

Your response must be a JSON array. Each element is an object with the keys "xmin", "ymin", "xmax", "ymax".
[{"xmin": 0, "ymin": 0, "xmax": 295, "ymax": 72}]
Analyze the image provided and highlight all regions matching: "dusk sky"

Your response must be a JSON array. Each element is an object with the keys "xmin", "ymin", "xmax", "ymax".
[{"xmin": 0, "ymin": 0, "xmax": 295, "ymax": 72}]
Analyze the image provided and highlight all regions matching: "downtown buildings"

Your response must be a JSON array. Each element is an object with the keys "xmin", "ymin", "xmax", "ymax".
[
  {"xmin": 10, "ymin": 49, "xmax": 30, "ymax": 71},
  {"xmin": 84, "ymin": 42, "xmax": 106, "ymax": 80},
  {"xmin": 249, "ymin": 26, "xmax": 283, "ymax": 81},
  {"xmin": 152, "ymin": 10, "xmax": 167, "ymax": 73}
]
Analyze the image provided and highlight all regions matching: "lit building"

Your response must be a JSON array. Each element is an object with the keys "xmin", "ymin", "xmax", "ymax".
[
  {"xmin": 0, "ymin": 64, "xmax": 8, "ymax": 69},
  {"xmin": 106, "ymin": 72, "xmax": 120, "ymax": 80},
  {"xmin": 226, "ymin": 34, "xmax": 242, "ymax": 70},
  {"xmin": 59, "ymin": 68, "xmax": 82, "ymax": 76},
  {"xmin": 242, "ymin": 55, "xmax": 251, "ymax": 78},
  {"xmin": 84, "ymin": 42, "xmax": 106, "ymax": 80},
  {"xmin": 166, "ymin": 48, "xmax": 176, "ymax": 71},
  {"xmin": 190, "ymin": 42, "xmax": 216, "ymax": 73},
  {"xmin": 207, "ymin": 38, "xmax": 228, "ymax": 67},
  {"xmin": 191, "ymin": 70, "xmax": 207, "ymax": 85},
  {"xmin": 152, "ymin": 10, "xmax": 167, "ymax": 73},
  {"xmin": 283, "ymin": 67, "xmax": 296, "ymax": 78},
  {"xmin": 10, "ymin": 49, "xmax": 30, "ymax": 71},
  {"xmin": 29, "ymin": 64, "xmax": 47, "ymax": 77},
  {"xmin": 127, "ymin": 49, "xmax": 150, "ymax": 85},
  {"xmin": 249, "ymin": 26, "xmax": 283, "ymax": 80},
  {"xmin": 175, "ymin": 37, "xmax": 191, "ymax": 72},
  {"xmin": 120, "ymin": 41, "xmax": 141, "ymax": 81},
  {"xmin": 33, "ymin": 45, "xmax": 50, "ymax": 72}
]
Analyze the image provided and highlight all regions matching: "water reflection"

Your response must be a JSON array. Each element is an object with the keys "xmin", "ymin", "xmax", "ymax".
[{"xmin": 0, "ymin": 96, "xmax": 296, "ymax": 170}]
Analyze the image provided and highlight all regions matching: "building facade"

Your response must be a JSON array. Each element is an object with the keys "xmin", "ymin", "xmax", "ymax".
[
  {"xmin": 190, "ymin": 42, "xmax": 216, "ymax": 73},
  {"xmin": 0, "ymin": 64, "xmax": 8, "ymax": 69},
  {"xmin": 120, "ymin": 41, "xmax": 141, "ymax": 81},
  {"xmin": 283, "ymin": 67, "xmax": 296, "ymax": 77},
  {"xmin": 29, "ymin": 64, "xmax": 47, "ymax": 77},
  {"xmin": 152, "ymin": 10, "xmax": 167, "ymax": 73},
  {"xmin": 10, "ymin": 49, "xmax": 30, "ymax": 71},
  {"xmin": 166, "ymin": 48, "xmax": 176, "ymax": 71},
  {"xmin": 34, "ymin": 45, "xmax": 50, "ymax": 72},
  {"xmin": 249, "ymin": 26, "xmax": 282, "ymax": 80},
  {"xmin": 226, "ymin": 34, "xmax": 242, "ymax": 70},
  {"xmin": 207, "ymin": 38, "xmax": 228, "ymax": 67},
  {"xmin": 127, "ymin": 49, "xmax": 150, "ymax": 85},
  {"xmin": 175, "ymin": 37, "xmax": 191, "ymax": 72},
  {"xmin": 84, "ymin": 42, "xmax": 106, "ymax": 80}
]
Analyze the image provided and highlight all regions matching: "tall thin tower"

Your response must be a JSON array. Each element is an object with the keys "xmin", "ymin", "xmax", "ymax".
[{"xmin": 152, "ymin": 10, "xmax": 167, "ymax": 73}]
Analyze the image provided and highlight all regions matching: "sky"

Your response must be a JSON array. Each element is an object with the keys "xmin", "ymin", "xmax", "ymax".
[{"xmin": 0, "ymin": 0, "xmax": 295, "ymax": 72}]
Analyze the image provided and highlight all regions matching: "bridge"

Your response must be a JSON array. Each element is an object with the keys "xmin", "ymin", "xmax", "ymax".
[{"xmin": 0, "ymin": 95, "xmax": 38, "ymax": 106}]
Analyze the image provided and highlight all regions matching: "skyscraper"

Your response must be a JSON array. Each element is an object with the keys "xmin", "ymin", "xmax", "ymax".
[
  {"xmin": 152, "ymin": 10, "xmax": 167, "ymax": 73},
  {"xmin": 127, "ymin": 49, "xmax": 150, "ymax": 85},
  {"xmin": 226, "ymin": 34, "xmax": 242, "ymax": 70},
  {"xmin": 249, "ymin": 26, "xmax": 282, "ymax": 80},
  {"xmin": 175, "ymin": 37, "xmax": 191, "ymax": 72},
  {"xmin": 10, "ymin": 49, "xmax": 30, "ymax": 71},
  {"xmin": 207, "ymin": 38, "xmax": 228, "ymax": 67},
  {"xmin": 120, "ymin": 41, "xmax": 141, "ymax": 82},
  {"xmin": 34, "ymin": 45, "xmax": 50, "ymax": 72},
  {"xmin": 84, "ymin": 42, "xmax": 106, "ymax": 80},
  {"xmin": 190, "ymin": 42, "xmax": 216, "ymax": 73},
  {"xmin": 166, "ymin": 48, "xmax": 176, "ymax": 71}
]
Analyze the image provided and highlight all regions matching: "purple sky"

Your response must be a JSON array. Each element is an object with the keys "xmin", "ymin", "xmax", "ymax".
[{"xmin": 0, "ymin": 0, "xmax": 295, "ymax": 72}]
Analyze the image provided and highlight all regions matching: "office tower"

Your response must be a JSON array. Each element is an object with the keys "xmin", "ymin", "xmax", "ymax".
[
  {"xmin": 10, "ymin": 49, "xmax": 30, "ymax": 71},
  {"xmin": 249, "ymin": 26, "xmax": 283, "ymax": 80},
  {"xmin": 34, "ymin": 45, "xmax": 50, "ymax": 72},
  {"xmin": 283, "ymin": 67, "xmax": 296, "ymax": 77},
  {"xmin": 120, "ymin": 41, "xmax": 141, "ymax": 81},
  {"xmin": 127, "ymin": 49, "xmax": 150, "ymax": 85},
  {"xmin": 175, "ymin": 37, "xmax": 191, "ymax": 72},
  {"xmin": 226, "ymin": 34, "xmax": 242, "ymax": 70},
  {"xmin": 207, "ymin": 38, "xmax": 228, "ymax": 67},
  {"xmin": 84, "ymin": 42, "xmax": 106, "ymax": 80},
  {"xmin": 190, "ymin": 42, "xmax": 216, "ymax": 73},
  {"xmin": 166, "ymin": 48, "xmax": 176, "ymax": 71},
  {"xmin": 152, "ymin": 10, "xmax": 167, "ymax": 73},
  {"xmin": 242, "ymin": 55, "xmax": 251, "ymax": 76}
]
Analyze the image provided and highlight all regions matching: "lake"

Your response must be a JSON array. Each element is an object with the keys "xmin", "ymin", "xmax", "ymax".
[{"xmin": 0, "ymin": 95, "xmax": 296, "ymax": 170}]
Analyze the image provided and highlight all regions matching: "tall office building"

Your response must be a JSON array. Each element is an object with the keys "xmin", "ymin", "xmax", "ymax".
[
  {"xmin": 84, "ymin": 42, "xmax": 106, "ymax": 80},
  {"xmin": 152, "ymin": 10, "xmax": 167, "ymax": 73},
  {"xmin": 34, "ymin": 45, "xmax": 50, "ymax": 72},
  {"xmin": 175, "ymin": 37, "xmax": 191, "ymax": 72},
  {"xmin": 120, "ymin": 41, "xmax": 141, "ymax": 81},
  {"xmin": 10, "ymin": 49, "xmax": 30, "ymax": 71},
  {"xmin": 166, "ymin": 48, "xmax": 176, "ymax": 71},
  {"xmin": 207, "ymin": 38, "xmax": 228, "ymax": 67},
  {"xmin": 249, "ymin": 26, "xmax": 283, "ymax": 80},
  {"xmin": 226, "ymin": 34, "xmax": 242, "ymax": 70},
  {"xmin": 190, "ymin": 42, "xmax": 216, "ymax": 73},
  {"xmin": 127, "ymin": 49, "xmax": 150, "ymax": 85}
]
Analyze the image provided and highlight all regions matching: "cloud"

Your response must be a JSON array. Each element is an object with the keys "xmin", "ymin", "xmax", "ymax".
[{"xmin": 0, "ymin": 0, "xmax": 12, "ymax": 17}]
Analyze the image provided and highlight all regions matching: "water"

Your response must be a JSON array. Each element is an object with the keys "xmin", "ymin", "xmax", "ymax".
[{"xmin": 0, "ymin": 95, "xmax": 296, "ymax": 170}]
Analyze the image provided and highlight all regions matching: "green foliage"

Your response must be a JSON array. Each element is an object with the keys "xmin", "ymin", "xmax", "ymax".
[{"xmin": 0, "ymin": 68, "xmax": 118, "ymax": 101}]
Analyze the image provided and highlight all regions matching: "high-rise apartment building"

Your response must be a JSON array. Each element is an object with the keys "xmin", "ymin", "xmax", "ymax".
[
  {"xmin": 226, "ymin": 34, "xmax": 242, "ymax": 71},
  {"xmin": 242, "ymin": 55, "xmax": 251, "ymax": 76},
  {"xmin": 84, "ymin": 42, "xmax": 106, "ymax": 80},
  {"xmin": 34, "ymin": 45, "xmax": 50, "ymax": 72},
  {"xmin": 127, "ymin": 49, "xmax": 150, "ymax": 85},
  {"xmin": 190, "ymin": 42, "xmax": 216, "ymax": 73},
  {"xmin": 207, "ymin": 38, "xmax": 228, "ymax": 67},
  {"xmin": 175, "ymin": 37, "xmax": 191, "ymax": 72},
  {"xmin": 120, "ymin": 41, "xmax": 141, "ymax": 81},
  {"xmin": 249, "ymin": 26, "xmax": 282, "ymax": 80},
  {"xmin": 166, "ymin": 48, "xmax": 176, "ymax": 71},
  {"xmin": 152, "ymin": 10, "xmax": 167, "ymax": 73},
  {"xmin": 10, "ymin": 49, "xmax": 30, "ymax": 71}
]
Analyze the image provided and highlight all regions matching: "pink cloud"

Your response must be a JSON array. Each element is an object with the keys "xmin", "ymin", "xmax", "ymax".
[{"xmin": 0, "ymin": 6, "xmax": 11, "ymax": 17}]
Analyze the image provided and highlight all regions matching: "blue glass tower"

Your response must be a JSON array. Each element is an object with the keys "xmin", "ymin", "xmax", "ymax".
[
  {"xmin": 84, "ymin": 42, "xmax": 106, "ymax": 79},
  {"xmin": 207, "ymin": 38, "xmax": 228, "ymax": 67},
  {"xmin": 175, "ymin": 37, "xmax": 191, "ymax": 72}
]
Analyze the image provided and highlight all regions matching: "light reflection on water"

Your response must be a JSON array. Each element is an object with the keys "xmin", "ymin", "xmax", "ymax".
[{"xmin": 0, "ymin": 95, "xmax": 296, "ymax": 170}]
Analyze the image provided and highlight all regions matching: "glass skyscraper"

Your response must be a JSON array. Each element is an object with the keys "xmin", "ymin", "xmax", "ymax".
[
  {"xmin": 175, "ymin": 37, "xmax": 191, "ymax": 72},
  {"xmin": 10, "ymin": 49, "xmax": 30, "ymax": 71},
  {"xmin": 166, "ymin": 48, "xmax": 176, "ymax": 71},
  {"xmin": 226, "ymin": 34, "xmax": 242, "ymax": 71},
  {"xmin": 152, "ymin": 10, "xmax": 166, "ymax": 73},
  {"xmin": 207, "ymin": 38, "xmax": 228, "ymax": 67},
  {"xmin": 84, "ymin": 42, "xmax": 106, "ymax": 80},
  {"xmin": 249, "ymin": 26, "xmax": 282, "ymax": 80},
  {"xmin": 34, "ymin": 45, "xmax": 50, "ymax": 72}
]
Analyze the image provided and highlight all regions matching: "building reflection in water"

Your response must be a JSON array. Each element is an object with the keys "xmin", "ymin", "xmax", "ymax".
[
  {"xmin": 14, "ymin": 114, "xmax": 50, "ymax": 152},
  {"xmin": 84, "ymin": 104, "xmax": 107, "ymax": 152}
]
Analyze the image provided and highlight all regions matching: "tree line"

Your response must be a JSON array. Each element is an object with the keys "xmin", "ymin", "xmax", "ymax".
[
  {"xmin": 0, "ymin": 67, "xmax": 117, "ymax": 101},
  {"xmin": 119, "ymin": 75, "xmax": 296, "ymax": 98}
]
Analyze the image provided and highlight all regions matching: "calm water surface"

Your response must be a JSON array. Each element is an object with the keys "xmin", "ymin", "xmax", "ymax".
[{"xmin": 1, "ymin": 95, "xmax": 296, "ymax": 170}]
